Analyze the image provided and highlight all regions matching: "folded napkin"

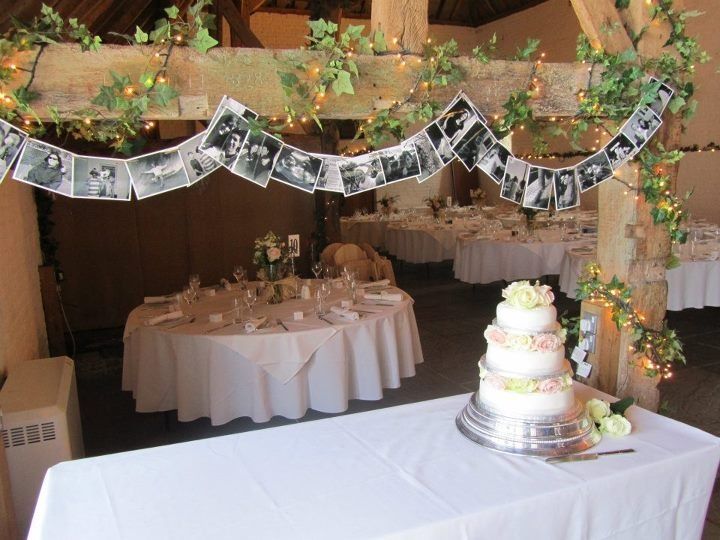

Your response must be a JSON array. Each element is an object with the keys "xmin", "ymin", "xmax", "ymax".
[
  {"xmin": 244, "ymin": 316, "xmax": 267, "ymax": 334},
  {"xmin": 359, "ymin": 279, "xmax": 390, "ymax": 289},
  {"xmin": 144, "ymin": 295, "xmax": 171, "ymax": 304},
  {"xmin": 144, "ymin": 310, "xmax": 184, "ymax": 326},
  {"xmin": 330, "ymin": 306, "xmax": 360, "ymax": 320},
  {"xmin": 363, "ymin": 292, "xmax": 403, "ymax": 302}
]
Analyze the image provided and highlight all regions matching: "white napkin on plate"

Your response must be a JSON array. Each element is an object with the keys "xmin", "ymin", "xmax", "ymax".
[
  {"xmin": 359, "ymin": 279, "xmax": 390, "ymax": 289},
  {"xmin": 363, "ymin": 292, "xmax": 403, "ymax": 302},
  {"xmin": 244, "ymin": 316, "xmax": 267, "ymax": 333},
  {"xmin": 144, "ymin": 311, "xmax": 184, "ymax": 326},
  {"xmin": 330, "ymin": 306, "xmax": 360, "ymax": 320},
  {"xmin": 144, "ymin": 295, "xmax": 171, "ymax": 304}
]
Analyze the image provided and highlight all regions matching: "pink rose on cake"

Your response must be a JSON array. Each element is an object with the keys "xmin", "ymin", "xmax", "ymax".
[
  {"xmin": 536, "ymin": 284, "xmax": 555, "ymax": 305},
  {"xmin": 484, "ymin": 325, "xmax": 507, "ymax": 345},
  {"xmin": 532, "ymin": 333, "xmax": 562, "ymax": 352},
  {"xmin": 538, "ymin": 377, "xmax": 564, "ymax": 394},
  {"xmin": 484, "ymin": 373, "xmax": 506, "ymax": 390}
]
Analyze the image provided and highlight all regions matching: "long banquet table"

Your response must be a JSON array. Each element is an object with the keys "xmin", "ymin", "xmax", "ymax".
[
  {"xmin": 30, "ymin": 386, "xmax": 719, "ymax": 540},
  {"xmin": 122, "ymin": 283, "xmax": 423, "ymax": 424}
]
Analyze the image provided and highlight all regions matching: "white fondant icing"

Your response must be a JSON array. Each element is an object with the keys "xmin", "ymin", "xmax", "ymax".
[
  {"xmin": 496, "ymin": 302, "xmax": 557, "ymax": 332},
  {"xmin": 485, "ymin": 343, "xmax": 566, "ymax": 376},
  {"xmin": 478, "ymin": 382, "xmax": 575, "ymax": 417}
]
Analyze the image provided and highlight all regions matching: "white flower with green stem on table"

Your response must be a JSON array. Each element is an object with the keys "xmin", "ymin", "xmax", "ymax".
[{"xmin": 585, "ymin": 397, "xmax": 634, "ymax": 437}]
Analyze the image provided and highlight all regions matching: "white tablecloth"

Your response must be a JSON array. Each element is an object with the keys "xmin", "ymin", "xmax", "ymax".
[
  {"xmin": 122, "ymin": 285, "xmax": 423, "ymax": 424},
  {"xmin": 454, "ymin": 234, "xmax": 592, "ymax": 284},
  {"xmin": 30, "ymin": 386, "xmax": 719, "ymax": 540},
  {"xmin": 560, "ymin": 248, "xmax": 720, "ymax": 310},
  {"xmin": 340, "ymin": 218, "xmax": 391, "ymax": 249},
  {"xmin": 386, "ymin": 225, "xmax": 461, "ymax": 263}
]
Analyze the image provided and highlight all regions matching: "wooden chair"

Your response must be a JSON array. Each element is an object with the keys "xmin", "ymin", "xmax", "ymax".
[
  {"xmin": 339, "ymin": 258, "xmax": 374, "ymax": 281},
  {"xmin": 333, "ymin": 244, "xmax": 367, "ymax": 266},
  {"xmin": 373, "ymin": 254, "xmax": 397, "ymax": 286},
  {"xmin": 320, "ymin": 243, "xmax": 344, "ymax": 266},
  {"xmin": 359, "ymin": 242, "xmax": 378, "ymax": 261}
]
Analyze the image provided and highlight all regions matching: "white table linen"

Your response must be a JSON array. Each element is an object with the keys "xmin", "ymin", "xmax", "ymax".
[
  {"xmin": 560, "ymin": 247, "xmax": 720, "ymax": 310},
  {"xmin": 386, "ymin": 224, "xmax": 461, "ymax": 263},
  {"xmin": 454, "ymin": 233, "xmax": 592, "ymax": 284},
  {"xmin": 340, "ymin": 218, "xmax": 391, "ymax": 249},
  {"xmin": 30, "ymin": 385, "xmax": 719, "ymax": 540},
  {"xmin": 123, "ymin": 285, "xmax": 423, "ymax": 424}
]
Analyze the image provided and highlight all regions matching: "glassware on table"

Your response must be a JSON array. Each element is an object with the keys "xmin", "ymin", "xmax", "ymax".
[
  {"xmin": 182, "ymin": 286, "xmax": 195, "ymax": 305},
  {"xmin": 243, "ymin": 288, "xmax": 257, "ymax": 317},
  {"xmin": 690, "ymin": 229, "xmax": 703, "ymax": 261},
  {"xmin": 189, "ymin": 274, "xmax": 201, "ymax": 301},
  {"xmin": 311, "ymin": 261, "xmax": 323, "ymax": 279},
  {"xmin": 232, "ymin": 297, "xmax": 243, "ymax": 323}
]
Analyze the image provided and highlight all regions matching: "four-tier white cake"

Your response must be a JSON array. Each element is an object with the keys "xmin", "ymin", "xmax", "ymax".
[{"xmin": 456, "ymin": 281, "xmax": 600, "ymax": 456}]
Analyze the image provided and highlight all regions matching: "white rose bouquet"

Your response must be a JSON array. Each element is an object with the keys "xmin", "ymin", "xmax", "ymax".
[
  {"xmin": 252, "ymin": 231, "xmax": 289, "ymax": 269},
  {"xmin": 585, "ymin": 397, "xmax": 634, "ymax": 437}
]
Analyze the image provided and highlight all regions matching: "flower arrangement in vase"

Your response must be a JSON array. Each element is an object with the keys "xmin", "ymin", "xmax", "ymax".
[
  {"xmin": 469, "ymin": 187, "xmax": 485, "ymax": 206},
  {"xmin": 425, "ymin": 194, "xmax": 446, "ymax": 220},
  {"xmin": 252, "ymin": 231, "xmax": 289, "ymax": 303},
  {"xmin": 378, "ymin": 194, "xmax": 399, "ymax": 216}
]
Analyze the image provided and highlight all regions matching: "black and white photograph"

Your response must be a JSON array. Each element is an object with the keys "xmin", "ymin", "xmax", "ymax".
[
  {"xmin": 424, "ymin": 122, "xmax": 455, "ymax": 164},
  {"xmin": 477, "ymin": 142, "xmax": 511, "ymax": 184},
  {"xmin": 604, "ymin": 132, "xmax": 637, "ymax": 170},
  {"xmin": 270, "ymin": 145, "xmax": 324, "ymax": 193},
  {"xmin": 621, "ymin": 106, "xmax": 662, "ymax": 148},
  {"xmin": 500, "ymin": 157, "xmax": 529, "ymax": 204},
  {"xmin": 452, "ymin": 122, "xmax": 495, "ymax": 171},
  {"xmin": 338, "ymin": 153, "xmax": 386, "ymax": 196},
  {"xmin": 522, "ymin": 166, "xmax": 554, "ymax": 210},
  {"xmin": 379, "ymin": 141, "xmax": 421, "ymax": 183},
  {"xmin": 72, "ymin": 156, "xmax": 131, "ymax": 200},
  {"xmin": 315, "ymin": 154, "xmax": 344, "ymax": 192},
  {"xmin": 576, "ymin": 151, "xmax": 613, "ymax": 192},
  {"xmin": 553, "ymin": 167, "xmax": 580, "ymax": 210},
  {"xmin": 410, "ymin": 131, "xmax": 444, "ymax": 183},
  {"xmin": 0, "ymin": 119, "xmax": 27, "ymax": 182},
  {"xmin": 13, "ymin": 140, "xmax": 74, "ymax": 196},
  {"xmin": 178, "ymin": 132, "xmax": 222, "ymax": 185},
  {"xmin": 648, "ymin": 77, "xmax": 674, "ymax": 117},
  {"xmin": 438, "ymin": 95, "xmax": 480, "ymax": 147},
  {"xmin": 126, "ymin": 148, "xmax": 189, "ymax": 199},
  {"xmin": 232, "ymin": 131, "xmax": 283, "ymax": 188},
  {"xmin": 198, "ymin": 96, "xmax": 257, "ymax": 169}
]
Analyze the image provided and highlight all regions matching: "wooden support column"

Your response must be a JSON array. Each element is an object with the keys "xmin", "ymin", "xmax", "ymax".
[
  {"xmin": 371, "ymin": 0, "xmax": 429, "ymax": 54},
  {"xmin": 571, "ymin": 0, "xmax": 680, "ymax": 410}
]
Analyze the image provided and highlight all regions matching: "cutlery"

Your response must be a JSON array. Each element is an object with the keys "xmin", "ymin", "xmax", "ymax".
[
  {"xmin": 276, "ymin": 318, "xmax": 289, "ymax": 331},
  {"xmin": 318, "ymin": 315, "xmax": 334, "ymax": 325},
  {"xmin": 166, "ymin": 316, "xmax": 196, "ymax": 329},
  {"xmin": 204, "ymin": 321, "xmax": 236, "ymax": 334},
  {"xmin": 352, "ymin": 308, "xmax": 381, "ymax": 314},
  {"xmin": 362, "ymin": 302, "xmax": 394, "ymax": 307},
  {"xmin": 159, "ymin": 316, "xmax": 193, "ymax": 328},
  {"xmin": 545, "ymin": 448, "xmax": 635, "ymax": 464}
]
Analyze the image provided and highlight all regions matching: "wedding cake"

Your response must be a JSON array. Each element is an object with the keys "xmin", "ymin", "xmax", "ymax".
[{"xmin": 456, "ymin": 280, "xmax": 600, "ymax": 456}]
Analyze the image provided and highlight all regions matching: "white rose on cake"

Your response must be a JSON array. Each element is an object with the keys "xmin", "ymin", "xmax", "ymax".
[{"xmin": 502, "ymin": 280, "xmax": 554, "ymax": 309}]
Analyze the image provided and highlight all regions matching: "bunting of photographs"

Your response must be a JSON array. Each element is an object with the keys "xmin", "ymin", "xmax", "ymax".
[{"xmin": 1, "ymin": 78, "xmax": 673, "ymax": 211}]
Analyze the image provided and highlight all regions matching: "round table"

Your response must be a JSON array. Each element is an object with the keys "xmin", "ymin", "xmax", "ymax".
[
  {"xmin": 453, "ymin": 231, "xmax": 593, "ymax": 284},
  {"xmin": 340, "ymin": 217, "xmax": 391, "ymax": 249},
  {"xmin": 386, "ymin": 223, "xmax": 467, "ymax": 263},
  {"xmin": 122, "ymin": 283, "xmax": 423, "ymax": 424}
]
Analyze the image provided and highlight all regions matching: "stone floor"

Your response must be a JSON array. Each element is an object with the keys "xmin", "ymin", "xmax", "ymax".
[{"xmin": 72, "ymin": 262, "xmax": 720, "ymax": 538}]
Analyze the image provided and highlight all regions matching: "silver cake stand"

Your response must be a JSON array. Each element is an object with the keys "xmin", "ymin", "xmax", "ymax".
[{"xmin": 456, "ymin": 392, "xmax": 601, "ymax": 457}]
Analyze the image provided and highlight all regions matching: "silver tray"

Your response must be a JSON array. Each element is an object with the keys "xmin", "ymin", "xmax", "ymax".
[{"xmin": 456, "ymin": 392, "xmax": 601, "ymax": 457}]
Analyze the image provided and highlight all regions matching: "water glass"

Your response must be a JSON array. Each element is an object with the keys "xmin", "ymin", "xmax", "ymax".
[
  {"xmin": 189, "ymin": 274, "xmax": 201, "ymax": 300},
  {"xmin": 233, "ymin": 266, "xmax": 246, "ymax": 287},
  {"xmin": 314, "ymin": 288, "xmax": 326, "ymax": 316},
  {"xmin": 233, "ymin": 297, "xmax": 243, "ymax": 323},
  {"xmin": 243, "ymin": 288, "xmax": 257, "ymax": 317}
]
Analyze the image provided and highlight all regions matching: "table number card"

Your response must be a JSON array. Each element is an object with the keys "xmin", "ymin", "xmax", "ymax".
[{"xmin": 288, "ymin": 234, "xmax": 300, "ymax": 257}]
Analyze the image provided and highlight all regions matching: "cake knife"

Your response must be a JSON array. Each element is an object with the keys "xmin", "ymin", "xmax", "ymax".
[{"xmin": 545, "ymin": 448, "xmax": 635, "ymax": 464}]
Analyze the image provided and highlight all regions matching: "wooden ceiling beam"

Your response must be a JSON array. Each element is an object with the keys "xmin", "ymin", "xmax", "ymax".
[
  {"xmin": 219, "ymin": 0, "xmax": 264, "ymax": 47},
  {"xmin": 10, "ymin": 43, "xmax": 599, "ymax": 121}
]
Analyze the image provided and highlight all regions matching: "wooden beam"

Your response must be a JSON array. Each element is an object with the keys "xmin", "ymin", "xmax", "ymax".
[
  {"xmin": 371, "ymin": 0, "xmax": 429, "ymax": 54},
  {"xmin": 10, "ymin": 44, "xmax": 599, "ymax": 121},
  {"xmin": 570, "ymin": 0, "xmax": 634, "ymax": 53},
  {"xmin": 218, "ymin": 0, "xmax": 264, "ymax": 47}
]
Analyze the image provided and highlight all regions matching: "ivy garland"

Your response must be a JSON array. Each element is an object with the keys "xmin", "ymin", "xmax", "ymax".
[{"xmin": 568, "ymin": 263, "xmax": 685, "ymax": 379}]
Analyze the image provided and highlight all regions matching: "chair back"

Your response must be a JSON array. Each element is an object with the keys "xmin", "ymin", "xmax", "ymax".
[
  {"xmin": 320, "ymin": 243, "xmax": 343, "ymax": 266},
  {"xmin": 340, "ymin": 259, "xmax": 374, "ymax": 281},
  {"xmin": 373, "ymin": 255, "xmax": 397, "ymax": 286},
  {"xmin": 359, "ymin": 242, "xmax": 378, "ymax": 260},
  {"xmin": 333, "ymin": 244, "xmax": 367, "ymax": 266}
]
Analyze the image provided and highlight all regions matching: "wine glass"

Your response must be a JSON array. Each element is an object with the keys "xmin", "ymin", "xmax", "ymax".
[
  {"xmin": 320, "ymin": 280, "xmax": 332, "ymax": 304},
  {"xmin": 243, "ymin": 288, "xmax": 257, "ymax": 318},
  {"xmin": 690, "ymin": 229, "xmax": 704, "ymax": 261},
  {"xmin": 182, "ymin": 286, "xmax": 194, "ymax": 305},
  {"xmin": 311, "ymin": 261, "xmax": 323, "ymax": 279},
  {"xmin": 189, "ymin": 273, "xmax": 201, "ymax": 299},
  {"xmin": 232, "ymin": 266, "xmax": 246, "ymax": 287}
]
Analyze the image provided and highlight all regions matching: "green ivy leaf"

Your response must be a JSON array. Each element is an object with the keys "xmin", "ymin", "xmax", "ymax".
[
  {"xmin": 331, "ymin": 70, "xmax": 354, "ymax": 96},
  {"xmin": 373, "ymin": 30, "xmax": 387, "ymax": 53},
  {"xmin": 189, "ymin": 27, "xmax": 218, "ymax": 54},
  {"xmin": 164, "ymin": 6, "xmax": 180, "ymax": 19},
  {"xmin": 668, "ymin": 95, "xmax": 685, "ymax": 114},
  {"xmin": 134, "ymin": 26, "xmax": 149, "ymax": 44},
  {"xmin": 139, "ymin": 72, "xmax": 155, "ymax": 89}
]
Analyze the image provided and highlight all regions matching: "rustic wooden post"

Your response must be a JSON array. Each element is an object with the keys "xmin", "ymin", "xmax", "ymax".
[
  {"xmin": 570, "ymin": 0, "xmax": 681, "ymax": 410},
  {"xmin": 371, "ymin": 0, "xmax": 428, "ymax": 54},
  {"xmin": 0, "ymin": 441, "xmax": 17, "ymax": 540}
]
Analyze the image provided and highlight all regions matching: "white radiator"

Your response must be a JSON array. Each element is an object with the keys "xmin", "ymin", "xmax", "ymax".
[{"xmin": 0, "ymin": 356, "xmax": 84, "ymax": 536}]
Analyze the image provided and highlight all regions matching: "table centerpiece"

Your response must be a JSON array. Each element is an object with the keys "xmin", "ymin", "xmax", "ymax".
[{"xmin": 253, "ymin": 231, "xmax": 291, "ymax": 303}]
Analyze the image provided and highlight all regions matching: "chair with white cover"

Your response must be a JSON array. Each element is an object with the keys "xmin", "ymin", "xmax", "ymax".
[
  {"xmin": 333, "ymin": 244, "xmax": 367, "ymax": 267},
  {"xmin": 373, "ymin": 254, "xmax": 397, "ymax": 286},
  {"xmin": 359, "ymin": 242, "xmax": 379, "ymax": 261},
  {"xmin": 320, "ymin": 243, "xmax": 344, "ymax": 266}
]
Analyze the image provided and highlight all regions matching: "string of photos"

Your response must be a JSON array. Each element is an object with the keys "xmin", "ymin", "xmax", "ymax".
[{"xmin": 0, "ymin": 78, "xmax": 673, "ymax": 209}]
